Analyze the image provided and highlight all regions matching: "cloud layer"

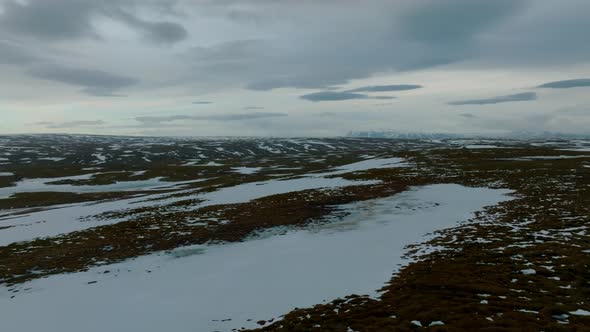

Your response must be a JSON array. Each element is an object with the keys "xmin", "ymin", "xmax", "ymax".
[
  {"xmin": 135, "ymin": 112, "xmax": 287, "ymax": 125},
  {"xmin": 44, "ymin": 120, "xmax": 106, "ymax": 129},
  {"xmin": 0, "ymin": 0, "xmax": 187, "ymax": 43},
  {"xmin": 300, "ymin": 91, "xmax": 371, "ymax": 102},
  {"xmin": 28, "ymin": 64, "xmax": 138, "ymax": 96},
  {"xmin": 300, "ymin": 91, "xmax": 397, "ymax": 102},
  {"xmin": 538, "ymin": 79, "xmax": 590, "ymax": 89},
  {"xmin": 2, "ymin": 1, "xmax": 590, "ymax": 136},
  {"xmin": 449, "ymin": 92, "xmax": 537, "ymax": 106},
  {"xmin": 347, "ymin": 85, "xmax": 422, "ymax": 92}
]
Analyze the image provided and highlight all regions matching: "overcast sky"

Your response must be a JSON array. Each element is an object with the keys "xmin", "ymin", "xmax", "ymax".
[{"xmin": 1, "ymin": 0, "xmax": 589, "ymax": 136}]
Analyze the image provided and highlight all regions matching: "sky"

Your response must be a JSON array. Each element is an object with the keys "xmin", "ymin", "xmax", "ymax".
[{"xmin": 1, "ymin": 0, "xmax": 590, "ymax": 137}]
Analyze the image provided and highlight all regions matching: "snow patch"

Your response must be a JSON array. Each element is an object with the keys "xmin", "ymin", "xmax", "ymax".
[
  {"xmin": 0, "ymin": 184, "xmax": 512, "ymax": 332},
  {"xmin": 231, "ymin": 167, "xmax": 262, "ymax": 175},
  {"xmin": 570, "ymin": 309, "xmax": 590, "ymax": 316}
]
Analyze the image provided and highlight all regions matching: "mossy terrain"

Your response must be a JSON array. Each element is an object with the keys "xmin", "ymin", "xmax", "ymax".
[{"xmin": 1, "ymin": 135, "xmax": 589, "ymax": 331}]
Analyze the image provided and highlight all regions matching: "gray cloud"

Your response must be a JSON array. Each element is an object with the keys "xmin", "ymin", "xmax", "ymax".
[
  {"xmin": 243, "ymin": 106, "xmax": 265, "ymax": 110},
  {"xmin": 0, "ymin": 0, "xmax": 187, "ymax": 44},
  {"xmin": 46, "ymin": 120, "xmax": 106, "ymax": 128},
  {"xmin": 477, "ymin": 0, "xmax": 590, "ymax": 67},
  {"xmin": 108, "ymin": 9, "xmax": 188, "ymax": 44},
  {"xmin": 175, "ymin": 0, "xmax": 590, "ymax": 98},
  {"xmin": 300, "ymin": 91, "xmax": 397, "ymax": 102},
  {"xmin": 29, "ymin": 121, "xmax": 55, "ymax": 126},
  {"xmin": 449, "ymin": 92, "xmax": 537, "ymax": 105},
  {"xmin": 459, "ymin": 113, "xmax": 476, "ymax": 118},
  {"xmin": 0, "ymin": 40, "xmax": 39, "ymax": 65},
  {"xmin": 399, "ymin": 0, "xmax": 521, "ymax": 43},
  {"xmin": 300, "ymin": 91, "xmax": 370, "ymax": 102},
  {"xmin": 347, "ymin": 84, "xmax": 422, "ymax": 92},
  {"xmin": 28, "ymin": 64, "xmax": 138, "ymax": 96},
  {"xmin": 537, "ymin": 79, "xmax": 590, "ymax": 89},
  {"xmin": 192, "ymin": 101, "xmax": 213, "ymax": 105},
  {"xmin": 3, "ymin": 0, "xmax": 590, "ymax": 137},
  {"xmin": 314, "ymin": 112, "xmax": 339, "ymax": 117},
  {"xmin": 468, "ymin": 107, "xmax": 590, "ymax": 134},
  {"xmin": 0, "ymin": 0, "xmax": 97, "ymax": 40},
  {"xmin": 187, "ymin": 1, "xmax": 526, "ymax": 91},
  {"xmin": 135, "ymin": 112, "xmax": 287, "ymax": 125}
]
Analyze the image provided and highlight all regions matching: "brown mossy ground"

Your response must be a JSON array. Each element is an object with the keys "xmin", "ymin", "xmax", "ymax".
[
  {"xmin": 0, "ymin": 177, "xmax": 14, "ymax": 188},
  {"xmin": 0, "ymin": 191, "xmax": 139, "ymax": 210},
  {"xmin": 1, "ymin": 145, "xmax": 589, "ymax": 331}
]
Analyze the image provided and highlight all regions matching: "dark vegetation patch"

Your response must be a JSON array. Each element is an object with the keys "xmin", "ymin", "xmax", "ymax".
[{"xmin": 0, "ymin": 191, "xmax": 137, "ymax": 210}]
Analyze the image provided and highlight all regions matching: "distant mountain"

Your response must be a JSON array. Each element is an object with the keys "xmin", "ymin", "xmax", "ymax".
[
  {"xmin": 346, "ymin": 130, "xmax": 590, "ymax": 140},
  {"xmin": 347, "ymin": 131, "xmax": 467, "ymax": 139}
]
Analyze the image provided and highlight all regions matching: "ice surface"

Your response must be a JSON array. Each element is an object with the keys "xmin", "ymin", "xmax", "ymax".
[
  {"xmin": 570, "ymin": 309, "xmax": 590, "ymax": 316},
  {"xmin": 559, "ymin": 148, "xmax": 590, "ymax": 152},
  {"xmin": 0, "ymin": 184, "xmax": 512, "ymax": 332},
  {"xmin": 196, "ymin": 177, "xmax": 378, "ymax": 207},
  {"xmin": 0, "ymin": 176, "xmax": 171, "ymax": 199},
  {"xmin": 312, "ymin": 157, "xmax": 407, "ymax": 177}
]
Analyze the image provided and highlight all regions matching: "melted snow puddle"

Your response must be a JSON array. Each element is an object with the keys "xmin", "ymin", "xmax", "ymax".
[{"xmin": 0, "ymin": 184, "xmax": 512, "ymax": 332}]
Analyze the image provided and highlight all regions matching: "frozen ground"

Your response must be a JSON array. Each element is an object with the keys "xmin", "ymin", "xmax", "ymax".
[
  {"xmin": 0, "ymin": 184, "xmax": 512, "ymax": 332},
  {"xmin": 0, "ymin": 176, "xmax": 172, "ymax": 199},
  {"xmin": 0, "ymin": 158, "xmax": 392, "ymax": 246},
  {"xmin": 1, "ymin": 135, "xmax": 588, "ymax": 331}
]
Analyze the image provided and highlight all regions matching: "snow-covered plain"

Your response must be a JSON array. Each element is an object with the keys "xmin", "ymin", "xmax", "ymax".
[
  {"xmin": 0, "ymin": 184, "xmax": 512, "ymax": 332},
  {"xmin": 0, "ymin": 157, "xmax": 400, "ymax": 246}
]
